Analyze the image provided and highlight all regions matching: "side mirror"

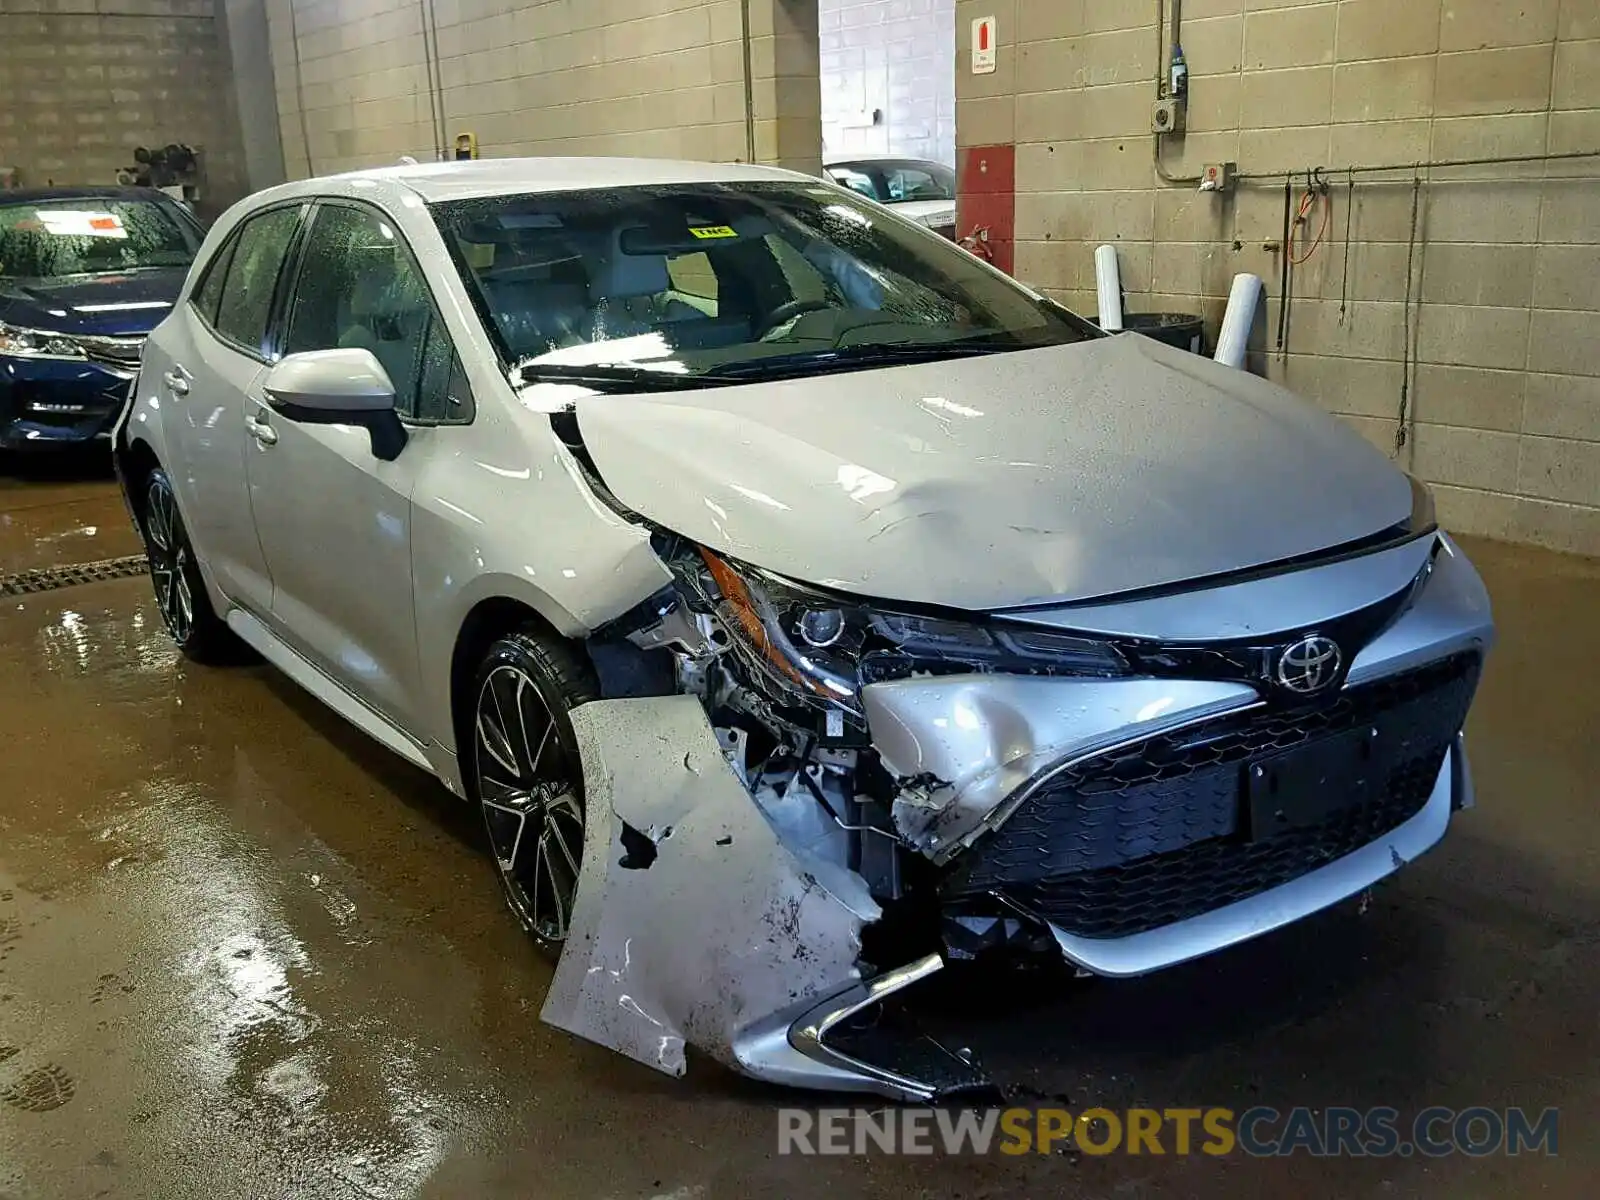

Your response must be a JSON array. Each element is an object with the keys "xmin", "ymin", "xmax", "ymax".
[{"xmin": 263, "ymin": 348, "xmax": 407, "ymax": 460}]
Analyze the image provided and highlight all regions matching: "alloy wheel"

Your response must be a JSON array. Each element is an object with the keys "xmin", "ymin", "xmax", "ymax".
[
  {"xmin": 144, "ymin": 475, "xmax": 194, "ymax": 645},
  {"xmin": 474, "ymin": 664, "xmax": 585, "ymax": 945}
]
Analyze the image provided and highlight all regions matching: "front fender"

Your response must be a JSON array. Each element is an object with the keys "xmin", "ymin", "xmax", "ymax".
[{"xmin": 409, "ymin": 439, "xmax": 674, "ymax": 757}]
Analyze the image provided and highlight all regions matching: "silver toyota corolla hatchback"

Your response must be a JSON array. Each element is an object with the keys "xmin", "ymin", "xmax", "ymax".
[{"xmin": 115, "ymin": 158, "xmax": 1493, "ymax": 1100}]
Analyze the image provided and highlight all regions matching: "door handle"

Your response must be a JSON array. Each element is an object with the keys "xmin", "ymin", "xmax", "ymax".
[
  {"xmin": 245, "ymin": 414, "xmax": 278, "ymax": 446},
  {"xmin": 162, "ymin": 368, "xmax": 190, "ymax": 395}
]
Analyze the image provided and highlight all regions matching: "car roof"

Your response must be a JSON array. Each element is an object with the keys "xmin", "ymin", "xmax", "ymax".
[
  {"xmin": 824, "ymin": 156, "xmax": 952, "ymax": 170},
  {"xmin": 243, "ymin": 157, "xmax": 816, "ymax": 209},
  {"xmin": 0, "ymin": 185, "xmax": 173, "ymax": 205}
]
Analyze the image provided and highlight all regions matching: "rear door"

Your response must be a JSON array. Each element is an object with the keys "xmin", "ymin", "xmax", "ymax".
[
  {"xmin": 244, "ymin": 199, "xmax": 472, "ymax": 734},
  {"xmin": 156, "ymin": 203, "xmax": 306, "ymax": 616}
]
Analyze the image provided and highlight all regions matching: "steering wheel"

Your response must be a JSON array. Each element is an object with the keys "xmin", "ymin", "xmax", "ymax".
[{"xmin": 756, "ymin": 297, "xmax": 833, "ymax": 339}]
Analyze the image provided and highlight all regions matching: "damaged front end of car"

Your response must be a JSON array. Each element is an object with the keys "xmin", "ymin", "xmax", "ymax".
[
  {"xmin": 515, "ymin": 332, "xmax": 1495, "ymax": 1100},
  {"xmin": 537, "ymin": 506, "xmax": 1493, "ymax": 1098},
  {"xmin": 539, "ymin": 530, "xmax": 1304, "ymax": 1099}
]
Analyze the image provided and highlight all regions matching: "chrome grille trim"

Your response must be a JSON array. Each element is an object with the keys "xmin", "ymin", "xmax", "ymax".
[{"xmin": 76, "ymin": 334, "xmax": 146, "ymax": 370}]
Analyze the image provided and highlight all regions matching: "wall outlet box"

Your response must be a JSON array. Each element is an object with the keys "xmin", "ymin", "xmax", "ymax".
[
  {"xmin": 1151, "ymin": 99, "xmax": 1186, "ymax": 135},
  {"xmin": 1199, "ymin": 161, "xmax": 1236, "ymax": 193}
]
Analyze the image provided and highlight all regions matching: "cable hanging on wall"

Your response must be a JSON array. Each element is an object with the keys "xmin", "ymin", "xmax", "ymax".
[
  {"xmin": 1338, "ymin": 169, "xmax": 1354, "ymax": 325},
  {"xmin": 419, "ymin": 0, "xmax": 449, "ymax": 162},
  {"xmin": 1397, "ymin": 174, "xmax": 1422, "ymax": 455},
  {"xmin": 283, "ymin": 0, "xmax": 316, "ymax": 176}
]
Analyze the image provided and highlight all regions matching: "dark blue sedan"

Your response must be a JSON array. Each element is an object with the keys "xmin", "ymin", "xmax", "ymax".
[{"xmin": 0, "ymin": 186, "xmax": 202, "ymax": 449}]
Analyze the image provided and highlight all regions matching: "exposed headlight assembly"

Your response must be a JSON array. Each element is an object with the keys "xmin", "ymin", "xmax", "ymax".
[
  {"xmin": 699, "ymin": 549, "xmax": 864, "ymax": 713},
  {"xmin": 0, "ymin": 321, "xmax": 85, "ymax": 361},
  {"xmin": 866, "ymin": 612, "xmax": 1130, "ymax": 677},
  {"xmin": 693, "ymin": 549, "xmax": 1128, "ymax": 718}
]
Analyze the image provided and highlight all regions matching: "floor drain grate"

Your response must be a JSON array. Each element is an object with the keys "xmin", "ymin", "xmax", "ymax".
[{"xmin": 0, "ymin": 554, "xmax": 150, "ymax": 597}]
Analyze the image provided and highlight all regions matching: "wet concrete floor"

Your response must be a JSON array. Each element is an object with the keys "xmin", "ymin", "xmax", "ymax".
[
  {"xmin": 0, "ymin": 453, "xmax": 143, "ymax": 576},
  {"xmin": 1, "ymin": 456, "xmax": 1597, "ymax": 1198}
]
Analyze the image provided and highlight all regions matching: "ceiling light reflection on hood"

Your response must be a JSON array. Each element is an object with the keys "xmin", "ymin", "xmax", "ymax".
[
  {"xmin": 729, "ymin": 484, "xmax": 789, "ymax": 510},
  {"xmin": 836, "ymin": 463, "xmax": 895, "ymax": 502},
  {"xmin": 920, "ymin": 395, "xmax": 984, "ymax": 418}
]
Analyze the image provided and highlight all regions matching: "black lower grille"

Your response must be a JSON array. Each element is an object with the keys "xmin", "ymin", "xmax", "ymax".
[{"xmin": 947, "ymin": 653, "xmax": 1481, "ymax": 939}]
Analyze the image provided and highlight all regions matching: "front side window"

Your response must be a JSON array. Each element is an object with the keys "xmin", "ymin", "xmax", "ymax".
[
  {"xmin": 213, "ymin": 206, "xmax": 302, "ymax": 354},
  {"xmin": 0, "ymin": 197, "xmax": 200, "ymax": 279},
  {"xmin": 282, "ymin": 203, "xmax": 466, "ymax": 422},
  {"xmin": 432, "ymin": 182, "xmax": 1092, "ymax": 387}
]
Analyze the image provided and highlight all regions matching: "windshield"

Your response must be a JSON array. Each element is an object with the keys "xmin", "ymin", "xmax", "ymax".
[
  {"xmin": 0, "ymin": 197, "xmax": 199, "ymax": 280},
  {"xmin": 431, "ymin": 182, "xmax": 1093, "ymax": 385},
  {"xmin": 826, "ymin": 161, "xmax": 956, "ymax": 205}
]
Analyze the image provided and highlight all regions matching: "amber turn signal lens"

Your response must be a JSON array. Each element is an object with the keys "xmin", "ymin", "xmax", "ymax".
[{"xmin": 699, "ymin": 548, "xmax": 809, "ymax": 688}]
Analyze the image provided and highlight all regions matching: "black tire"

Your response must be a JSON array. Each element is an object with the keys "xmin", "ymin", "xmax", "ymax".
[
  {"xmin": 138, "ymin": 467, "xmax": 243, "ymax": 664},
  {"xmin": 469, "ymin": 626, "xmax": 599, "ymax": 958}
]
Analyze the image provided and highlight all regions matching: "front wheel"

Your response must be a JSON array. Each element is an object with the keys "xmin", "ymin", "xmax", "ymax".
[
  {"xmin": 139, "ymin": 468, "xmax": 241, "ymax": 663},
  {"xmin": 469, "ymin": 628, "xmax": 599, "ymax": 958}
]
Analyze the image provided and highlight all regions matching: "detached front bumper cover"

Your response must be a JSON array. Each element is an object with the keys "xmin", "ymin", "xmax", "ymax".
[{"xmin": 543, "ymin": 696, "xmax": 981, "ymax": 1099}]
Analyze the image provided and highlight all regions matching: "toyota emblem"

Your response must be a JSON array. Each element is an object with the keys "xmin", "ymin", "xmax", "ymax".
[{"xmin": 1276, "ymin": 635, "xmax": 1343, "ymax": 695}]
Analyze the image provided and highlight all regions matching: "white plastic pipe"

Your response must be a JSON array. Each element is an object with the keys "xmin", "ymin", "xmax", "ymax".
[
  {"xmin": 1094, "ymin": 244, "xmax": 1123, "ymax": 331},
  {"xmin": 1214, "ymin": 272, "xmax": 1264, "ymax": 369}
]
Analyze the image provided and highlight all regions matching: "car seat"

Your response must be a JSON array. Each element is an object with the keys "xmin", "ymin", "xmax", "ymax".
[
  {"xmin": 588, "ymin": 228, "xmax": 702, "ymax": 340},
  {"xmin": 336, "ymin": 255, "xmax": 430, "ymax": 400},
  {"xmin": 483, "ymin": 273, "xmax": 591, "ymax": 357}
]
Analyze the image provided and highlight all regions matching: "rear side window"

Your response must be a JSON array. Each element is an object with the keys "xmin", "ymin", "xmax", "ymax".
[
  {"xmin": 213, "ymin": 206, "xmax": 301, "ymax": 355},
  {"xmin": 885, "ymin": 165, "xmax": 952, "ymax": 202}
]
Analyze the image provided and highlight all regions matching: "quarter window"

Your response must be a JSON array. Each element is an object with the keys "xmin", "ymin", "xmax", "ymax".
[
  {"xmin": 282, "ymin": 204, "xmax": 467, "ymax": 423},
  {"xmin": 191, "ymin": 239, "xmax": 235, "ymax": 325},
  {"xmin": 213, "ymin": 206, "xmax": 301, "ymax": 354}
]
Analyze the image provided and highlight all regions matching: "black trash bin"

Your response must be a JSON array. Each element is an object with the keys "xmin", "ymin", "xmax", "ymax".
[
  {"xmin": 1090, "ymin": 311, "xmax": 1207, "ymax": 354},
  {"xmin": 1119, "ymin": 311, "xmax": 1206, "ymax": 355}
]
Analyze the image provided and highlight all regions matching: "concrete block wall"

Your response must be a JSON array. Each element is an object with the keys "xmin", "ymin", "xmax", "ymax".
[
  {"xmin": 962, "ymin": 0, "xmax": 1600, "ymax": 557},
  {"xmin": 267, "ymin": 0, "xmax": 822, "ymax": 178},
  {"xmin": 0, "ymin": 0, "xmax": 246, "ymax": 206},
  {"xmin": 819, "ymin": 0, "xmax": 955, "ymax": 165}
]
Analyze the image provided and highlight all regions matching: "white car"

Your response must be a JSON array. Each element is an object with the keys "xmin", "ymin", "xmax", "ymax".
[
  {"xmin": 824, "ymin": 156, "xmax": 957, "ymax": 236},
  {"xmin": 114, "ymin": 157, "xmax": 1491, "ymax": 1101}
]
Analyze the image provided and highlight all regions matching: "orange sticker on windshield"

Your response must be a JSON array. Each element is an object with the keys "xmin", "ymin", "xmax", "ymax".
[{"xmin": 688, "ymin": 225, "xmax": 738, "ymax": 240}]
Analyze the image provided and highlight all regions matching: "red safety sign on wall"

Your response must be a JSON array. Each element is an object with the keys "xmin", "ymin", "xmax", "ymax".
[
  {"xmin": 971, "ymin": 16, "xmax": 996, "ymax": 74},
  {"xmin": 956, "ymin": 143, "xmax": 1014, "ymax": 276}
]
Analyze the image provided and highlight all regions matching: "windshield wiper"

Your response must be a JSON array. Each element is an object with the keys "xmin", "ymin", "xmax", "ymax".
[
  {"xmin": 705, "ymin": 341, "xmax": 1011, "ymax": 380},
  {"xmin": 517, "ymin": 362, "xmax": 734, "ymax": 390}
]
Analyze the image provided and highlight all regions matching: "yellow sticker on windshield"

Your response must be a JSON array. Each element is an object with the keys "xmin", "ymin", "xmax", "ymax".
[{"xmin": 688, "ymin": 225, "xmax": 738, "ymax": 240}]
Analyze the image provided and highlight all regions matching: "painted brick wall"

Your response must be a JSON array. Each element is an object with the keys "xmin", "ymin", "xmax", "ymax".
[
  {"xmin": 819, "ymin": 0, "xmax": 955, "ymax": 165},
  {"xmin": 959, "ymin": 0, "xmax": 1600, "ymax": 557},
  {"xmin": 0, "ymin": 0, "xmax": 246, "ymax": 207},
  {"xmin": 266, "ymin": 0, "xmax": 822, "ymax": 178}
]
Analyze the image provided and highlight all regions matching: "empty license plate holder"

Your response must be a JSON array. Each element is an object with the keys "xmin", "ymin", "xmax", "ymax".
[{"xmin": 1246, "ymin": 724, "xmax": 1382, "ymax": 840}]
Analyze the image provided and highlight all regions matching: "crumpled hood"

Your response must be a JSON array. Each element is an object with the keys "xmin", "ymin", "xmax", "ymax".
[
  {"xmin": 0, "ymin": 268, "xmax": 186, "ymax": 337},
  {"xmin": 575, "ymin": 334, "xmax": 1413, "ymax": 610}
]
